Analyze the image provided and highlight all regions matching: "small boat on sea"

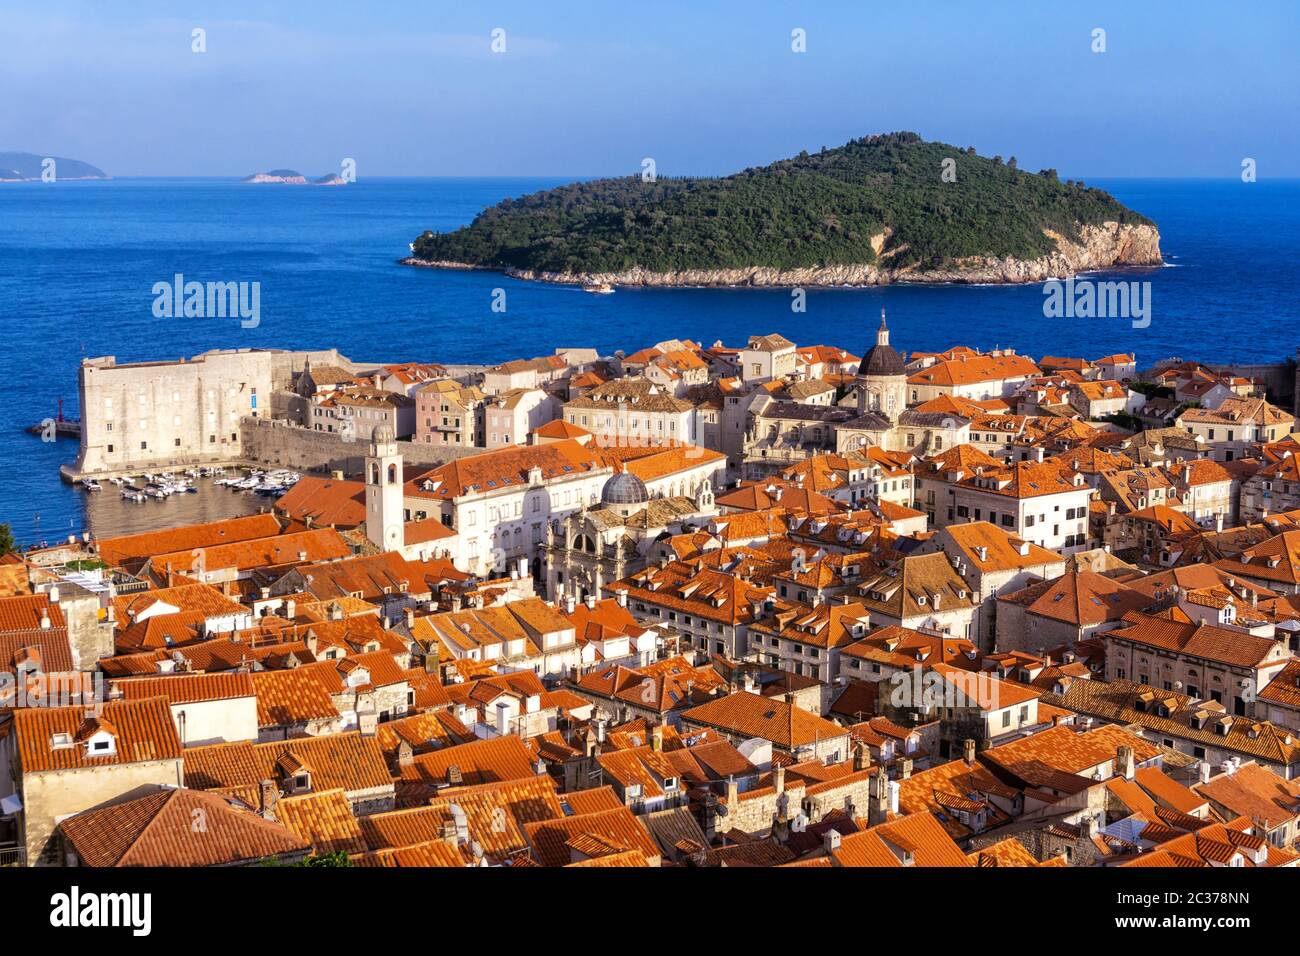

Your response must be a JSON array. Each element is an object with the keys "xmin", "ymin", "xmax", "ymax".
[
  {"xmin": 83, "ymin": 479, "xmax": 102, "ymax": 492},
  {"xmin": 582, "ymin": 282, "xmax": 614, "ymax": 295},
  {"xmin": 121, "ymin": 490, "xmax": 146, "ymax": 503}
]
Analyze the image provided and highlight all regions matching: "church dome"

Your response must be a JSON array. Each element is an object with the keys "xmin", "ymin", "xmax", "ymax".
[
  {"xmin": 601, "ymin": 470, "xmax": 649, "ymax": 506},
  {"xmin": 371, "ymin": 423, "xmax": 395, "ymax": 444},
  {"xmin": 857, "ymin": 311, "xmax": 905, "ymax": 377}
]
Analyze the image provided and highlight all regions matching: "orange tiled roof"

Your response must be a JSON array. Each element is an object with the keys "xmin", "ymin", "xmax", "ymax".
[
  {"xmin": 114, "ymin": 671, "xmax": 255, "ymax": 706},
  {"xmin": 523, "ymin": 806, "xmax": 661, "ymax": 867},
  {"xmin": 94, "ymin": 514, "xmax": 283, "ymax": 569},
  {"xmin": 59, "ymin": 787, "xmax": 307, "ymax": 866},
  {"xmin": 274, "ymin": 788, "xmax": 367, "ymax": 854},
  {"xmin": 149, "ymin": 528, "xmax": 352, "ymax": 576},
  {"xmin": 833, "ymin": 811, "xmax": 971, "ymax": 867},
  {"xmin": 397, "ymin": 734, "xmax": 538, "ymax": 788},
  {"xmin": 184, "ymin": 732, "xmax": 394, "ymax": 797},
  {"xmin": 13, "ymin": 696, "xmax": 182, "ymax": 772},
  {"xmin": 680, "ymin": 692, "xmax": 846, "ymax": 750},
  {"xmin": 249, "ymin": 667, "xmax": 342, "ymax": 727}
]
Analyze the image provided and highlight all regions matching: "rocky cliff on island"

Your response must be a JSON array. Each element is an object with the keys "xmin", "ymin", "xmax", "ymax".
[{"xmin": 403, "ymin": 132, "xmax": 1161, "ymax": 288}]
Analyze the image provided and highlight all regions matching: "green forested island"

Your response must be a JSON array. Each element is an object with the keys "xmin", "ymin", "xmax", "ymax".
[{"xmin": 406, "ymin": 132, "xmax": 1161, "ymax": 286}]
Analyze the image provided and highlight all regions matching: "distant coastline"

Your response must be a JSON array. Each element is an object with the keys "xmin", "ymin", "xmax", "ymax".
[{"xmin": 0, "ymin": 151, "xmax": 108, "ymax": 182}]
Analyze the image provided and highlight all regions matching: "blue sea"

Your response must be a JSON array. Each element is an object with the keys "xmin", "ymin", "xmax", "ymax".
[{"xmin": 1, "ymin": 176, "xmax": 1297, "ymax": 546}]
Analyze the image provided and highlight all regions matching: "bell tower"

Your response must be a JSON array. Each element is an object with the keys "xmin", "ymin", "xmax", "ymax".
[{"xmin": 365, "ymin": 424, "xmax": 403, "ymax": 551}]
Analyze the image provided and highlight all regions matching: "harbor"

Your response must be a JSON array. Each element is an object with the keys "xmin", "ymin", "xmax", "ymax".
[{"xmin": 30, "ymin": 466, "xmax": 298, "ymax": 547}]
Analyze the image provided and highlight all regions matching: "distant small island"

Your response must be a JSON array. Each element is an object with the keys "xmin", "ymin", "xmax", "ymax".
[
  {"xmin": 242, "ymin": 169, "xmax": 347, "ymax": 186},
  {"xmin": 0, "ymin": 151, "xmax": 108, "ymax": 182},
  {"xmin": 404, "ymin": 131, "xmax": 1161, "ymax": 288}
]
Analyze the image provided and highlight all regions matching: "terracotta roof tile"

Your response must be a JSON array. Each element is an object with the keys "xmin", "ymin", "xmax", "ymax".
[{"xmin": 59, "ymin": 787, "xmax": 307, "ymax": 866}]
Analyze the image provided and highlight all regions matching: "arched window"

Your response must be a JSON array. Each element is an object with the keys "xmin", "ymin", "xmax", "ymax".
[
  {"xmin": 387, "ymin": 463, "xmax": 397, "ymax": 484},
  {"xmin": 370, "ymin": 464, "xmax": 380, "ymax": 484}
]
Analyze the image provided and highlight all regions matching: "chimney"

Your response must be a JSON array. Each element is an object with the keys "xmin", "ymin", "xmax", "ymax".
[
  {"xmin": 48, "ymin": 586, "xmax": 60, "ymax": 604},
  {"xmin": 258, "ymin": 779, "xmax": 279, "ymax": 821},
  {"xmin": 1116, "ymin": 745, "xmax": 1135, "ymax": 781},
  {"xmin": 963, "ymin": 738, "xmax": 976, "ymax": 764},
  {"xmin": 702, "ymin": 792, "xmax": 719, "ymax": 842},
  {"xmin": 564, "ymin": 594, "xmax": 576, "ymax": 615},
  {"xmin": 298, "ymin": 550, "xmax": 308, "ymax": 563},
  {"xmin": 726, "ymin": 774, "xmax": 738, "ymax": 809},
  {"xmin": 451, "ymin": 804, "xmax": 469, "ymax": 844},
  {"xmin": 446, "ymin": 764, "xmax": 464, "ymax": 787},
  {"xmin": 404, "ymin": 606, "xmax": 415, "ymax": 629},
  {"xmin": 868, "ymin": 767, "xmax": 890, "ymax": 826},
  {"xmin": 615, "ymin": 588, "xmax": 628, "ymax": 608},
  {"xmin": 285, "ymin": 599, "xmax": 297, "ymax": 619},
  {"xmin": 39, "ymin": 610, "xmax": 50, "ymax": 630},
  {"xmin": 1198, "ymin": 760, "xmax": 1212, "ymax": 785},
  {"xmin": 773, "ymin": 762, "xmax": 785, "ymax": 795},
  {"xmin": 899, "ymin": 757, "xmax": 913, "ymax": 780},
  {"xmin": 822, "ymin": 828, "xmax": 842, "ymax": 855},
  {"xmin": 585, "ymin": 594, "xmax": 597, "ymax": 610},
  {"xmin": 853, "ymin": 742, "xmax": 870, "ymax": 772},
  {"xmin": 651, "ymin": 725, "xmax": 664, "ymax": 752},
  {"xmin": 397, "ymin": 740, "xmax": 414, "ymax": 768}
]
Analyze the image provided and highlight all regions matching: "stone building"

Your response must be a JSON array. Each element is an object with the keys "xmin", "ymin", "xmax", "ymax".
[
  {"xmin": 73, "ymin": 348, "xmax": 336, "ymax": 476},
  {"xmin": 543, "ymin": 473, "xmax": 713, "ymax": 603},
  {"xmin": 852, "ymin": 312, "xmax": 908, "ymax": 424}
]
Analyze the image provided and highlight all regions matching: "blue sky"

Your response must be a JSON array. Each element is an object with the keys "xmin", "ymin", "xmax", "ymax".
[{"xmin": 2, "ymin": 0, "xmax": 1296, "ymax": 177}]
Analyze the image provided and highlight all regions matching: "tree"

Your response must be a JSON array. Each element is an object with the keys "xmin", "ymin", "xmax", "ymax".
[{"xmin": 0, "ymin": 524, "xmax": 15, "ymax": 557}]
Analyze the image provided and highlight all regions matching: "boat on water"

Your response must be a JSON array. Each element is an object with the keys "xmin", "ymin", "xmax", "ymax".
[
  {"xmin": 581, "ymin": 282, "xmax": 614, "ymax": 295},
  {"xmin": 82, "ymin": 479, "xmax": 102, "ymax": 492},
  {"xmin": 120, "ymin": 490, "xmax": 146, "ymax": 503}
]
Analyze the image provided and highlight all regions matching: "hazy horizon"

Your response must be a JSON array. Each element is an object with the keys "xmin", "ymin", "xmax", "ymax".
[{"xmin": 2, "ymin": 0, "xmax": 1297, "ymax": 179}]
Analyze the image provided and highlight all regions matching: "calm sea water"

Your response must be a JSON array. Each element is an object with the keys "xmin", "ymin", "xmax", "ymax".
[{"xmin": 1, "ymin": 176, "xmax": 1296, "ymax": 546}]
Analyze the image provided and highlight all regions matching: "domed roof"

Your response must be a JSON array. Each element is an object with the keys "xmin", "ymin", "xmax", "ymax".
[
  {"xmin": 857, "ymin": 311, "xmax": 905, "ymax": 378},
  {"xmin": 601, "ymin": 470, "xmax": 649, "ymax": 506},
  {"xmin": 371, "ymin": 423, "xmax": 395, "ymax": 444}
]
